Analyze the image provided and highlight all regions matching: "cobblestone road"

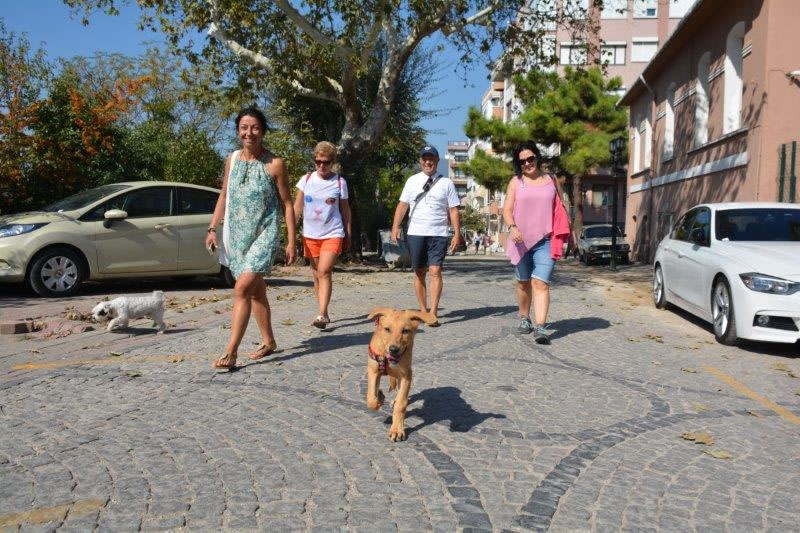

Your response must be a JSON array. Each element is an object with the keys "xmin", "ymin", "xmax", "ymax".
[{"xmin": 1, "ymin": 256, "xmax": 799, "ymax": 531}]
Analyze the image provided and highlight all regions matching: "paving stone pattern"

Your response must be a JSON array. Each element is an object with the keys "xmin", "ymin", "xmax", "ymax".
[{"xmin": 1, "ymin": 256, "xmax": 799, "ymax": 531}]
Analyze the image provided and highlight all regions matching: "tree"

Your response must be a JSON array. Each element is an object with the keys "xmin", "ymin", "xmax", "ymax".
[
  {"xmin": 460, "ymin": 147, "xmax": 512, "ymax": 195},
  {"xmin": 464, "ymin": 66, "xmax": 627, "ymax": 231},
  {"xmin": 64, "ymin": 0, "xmax": 596, "ymax": 248}
]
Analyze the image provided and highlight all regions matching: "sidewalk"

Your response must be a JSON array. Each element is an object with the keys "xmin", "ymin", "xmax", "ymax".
[{"xmin": 1, "ymin": 255, "xmax": 798, "ymax": 531}]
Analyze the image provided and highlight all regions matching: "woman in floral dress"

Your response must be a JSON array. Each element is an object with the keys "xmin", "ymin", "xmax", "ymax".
[{"xmin": 205, "ymin": 107, "xmax": 296, "ymax": 369}]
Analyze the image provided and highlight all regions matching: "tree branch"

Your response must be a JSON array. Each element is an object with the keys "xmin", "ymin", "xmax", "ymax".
[
  {"xmin": 207, "ymin": 1, "xmax": 343, "ymax": 106},
  {"xmin": 272, "ymin": 0, "xmax": 354, "ymax": 61},
  {"xmin": 442, "ymin": 5, "xmax": 495, "ymax": 36},
  {"xmin": 359, "ymin": 11, "xmax": 384, "ymax": 67}
]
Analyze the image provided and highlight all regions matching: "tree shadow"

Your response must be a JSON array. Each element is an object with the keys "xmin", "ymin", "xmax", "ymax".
[
  {"xmin": 403, "ymin": 386, "xmax": 506, "ymax": 434},
  {"xmin": 548, "ymin": 317, "xmax": 611, "ymax": 340}
]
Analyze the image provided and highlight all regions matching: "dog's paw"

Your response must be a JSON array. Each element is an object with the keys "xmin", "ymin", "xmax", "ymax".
[{"xmin": 388, "ymin": 425, "xmax": 407, "ymax": 442}]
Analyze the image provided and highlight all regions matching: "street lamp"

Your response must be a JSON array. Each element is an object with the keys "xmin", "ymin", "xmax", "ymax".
[{"xmin": 608, "ymin": 136, "xmax": 627, "ymax": 271}]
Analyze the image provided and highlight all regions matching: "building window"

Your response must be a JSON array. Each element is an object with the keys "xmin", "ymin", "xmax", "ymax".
[
  {"xmin": 670, "ymin": 0, "xmax": 695, "ymax": 18},
  {"xmin": 633, "ymin": 0, "xmax": 657, "ymax": 18},
  {"xmin": 724, "ymin": 21, "xmax": 745, "ymax": 134},
  {"xmin": 591, "ymin": 185, "xmax": 611, "ymax": 208},
  {"xmin": 663, "ymin": 83, "xmax": 675, "ymax": 160},
  {"xmin": 560, "ymin": 43, "xmax": 587, "ymax": 65},
  {"xmin": 695, "ymin": 52, "xmax": 710, "ymax": 146},
  {"xmin": 601, "ymin": 43, "xmax": 627, "ymax": 65},
  {"xmin": 563, "ymin": 0, "xmax": 590, "ymax": 19},
  {"xmin": 632, "ymin": 115, "xmax": 641, "ymax": 173},
  {"xmin": 631, "ymin": 38, "xmax": 658, "ymax": 62},
  {"xmin": 643, "ymin": 114, "xmax": 652, "ymax": 169},
  {"xmin": 601, "ymin": 0, "xmax": 627, "ymax": 19}
]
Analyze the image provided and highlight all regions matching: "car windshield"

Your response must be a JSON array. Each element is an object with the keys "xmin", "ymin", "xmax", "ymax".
[
  {"xmin": 42, "ymin": 184, "xmax": 131, "ymax": 212},
  {"xmin": 716, "ymin": 208, "xmax": 800, "ymax": 241},
  {"xmin": 585, "ymin": 226, "xmax": 622, "ymax": 238}
]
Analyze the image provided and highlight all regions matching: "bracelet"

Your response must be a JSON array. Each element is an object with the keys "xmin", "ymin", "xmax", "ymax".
[{"xmin": 207, "ymin": 227, "xmax": 216, "ymax": 233}]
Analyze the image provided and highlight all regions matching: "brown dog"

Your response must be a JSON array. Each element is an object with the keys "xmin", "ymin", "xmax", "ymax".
[{"xmin": 366, "ymin": 307, "xmax": 438, "ymax": 441}]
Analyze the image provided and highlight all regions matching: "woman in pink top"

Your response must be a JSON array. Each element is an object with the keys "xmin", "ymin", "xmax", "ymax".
[{"xmin": 503, "ymin": 141, "xmax": 570, "ymax": 343}]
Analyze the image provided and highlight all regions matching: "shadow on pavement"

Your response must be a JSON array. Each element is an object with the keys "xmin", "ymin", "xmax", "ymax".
[
  {"xmin": 404, "ymin": 386, "xmax": 506, "ymax": 434},
  {"xmin": 549, "ymin": 317, "xmax": 611, "ymax": 340},
  {"xmin": 250, "ymin": 331, "xmax": 373, "ymax": 365},
  {"xmin": 442, "ymin": 305, "xmax": 518, "ymax": 325}
]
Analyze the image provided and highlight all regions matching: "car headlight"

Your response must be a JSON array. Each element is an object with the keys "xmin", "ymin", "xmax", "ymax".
[
  {"xmin": 739, "ymin": 273, "xmax": 800, "ymax": 295},
  {"xmin": 0, "ymin": 223, "xmax": 49, "ymax": 238}
]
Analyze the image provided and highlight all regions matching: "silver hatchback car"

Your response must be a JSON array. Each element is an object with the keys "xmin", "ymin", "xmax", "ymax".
[{"xmin": 0, "ymin": 182, "xmax": 229, "ymax": 297}]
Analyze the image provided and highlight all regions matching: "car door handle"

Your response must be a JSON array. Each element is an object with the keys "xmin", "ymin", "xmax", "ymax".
[{"xmin": 154, "ymin": 223, "xmax": 171, "ymax": 230}]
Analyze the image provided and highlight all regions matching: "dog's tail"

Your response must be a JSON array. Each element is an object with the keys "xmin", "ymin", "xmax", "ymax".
[{"xmin": 152, "ymin": 290, "xmax": 165, "ymax": 302}]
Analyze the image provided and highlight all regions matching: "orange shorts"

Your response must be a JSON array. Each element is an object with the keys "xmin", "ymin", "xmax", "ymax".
[{"xmin": 303, "ymin": 237, "xmax": 344, "ymax": 258}]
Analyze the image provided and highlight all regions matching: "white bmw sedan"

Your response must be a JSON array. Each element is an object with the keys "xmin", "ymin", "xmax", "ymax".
[{"xmin": 653, "ymin": 203, "xmax": 800, "ymax": 345}]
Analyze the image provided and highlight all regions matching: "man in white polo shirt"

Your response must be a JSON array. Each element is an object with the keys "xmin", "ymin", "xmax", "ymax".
[{"xmin": 391, "ymin": 145, "xmax": 461, "ymax": 326}]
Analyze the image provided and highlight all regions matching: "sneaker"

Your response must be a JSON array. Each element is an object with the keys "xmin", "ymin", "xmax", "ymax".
[
  {"xmin": 517, "ymin": 316, "xmax": 533, "ymax": 334},
  {"xmin": 533, "ymin": 325, "xmax": 551, "ymax": 345}
]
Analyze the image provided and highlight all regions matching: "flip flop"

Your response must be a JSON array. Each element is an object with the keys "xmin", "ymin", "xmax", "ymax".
[
  {"xmin": 212, "ymin": 353, "xmax": 237, "ymax": 370},
  {"xmin": 248, "ymin": 341, "xmax": 277, "ymax": 360}
]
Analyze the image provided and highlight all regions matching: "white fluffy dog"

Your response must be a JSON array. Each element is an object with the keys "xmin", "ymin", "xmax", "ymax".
[{"xmin": 92, "ymin": 290, "xmax": 166, "ymax": 332}]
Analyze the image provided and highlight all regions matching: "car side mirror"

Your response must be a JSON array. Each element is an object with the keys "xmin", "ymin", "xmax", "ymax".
[
  {"xmin": 690, "ymin": 228, "xmax": 707, "ymax": 245},
  {"xmin": 103, "ymin": 209, "xmax": 127, "ymax": 228}
]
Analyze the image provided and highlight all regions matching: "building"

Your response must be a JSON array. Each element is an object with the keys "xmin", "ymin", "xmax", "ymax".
[
  {"xmin": 466, "ymin": 0, "xmax": 692, "ymax": 247},
  {"xmin": 445, "ymin": 141, "xmax": 470, "ymax": 200},
  {"xmin": 619, "ymin": 0, "xmax": 800, "ymax": 262}
]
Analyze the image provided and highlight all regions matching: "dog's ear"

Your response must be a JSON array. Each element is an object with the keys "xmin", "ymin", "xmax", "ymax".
[
  {"xmin": 368, "ymin": 307, "xmax": 394, "ymax": 322},
  {"xmin": 405, "ymin": 310, "xmax": 438, "ymax": 326}
]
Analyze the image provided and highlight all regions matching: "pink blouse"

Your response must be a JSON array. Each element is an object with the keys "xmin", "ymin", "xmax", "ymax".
[{"xmin": 506, "ymin": 178, "xmax": 555, "ymax": 265}]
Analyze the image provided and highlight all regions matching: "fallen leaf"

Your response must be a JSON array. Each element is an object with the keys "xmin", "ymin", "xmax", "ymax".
[
  {"xmin": 681, "ymin": 367, "xmax": 697, "ymax": 373},
  {"xmin": 281, "ymin": 319, "xmax": 297, "ymax": 326},
  {"xmin": 746, "ymin": 408, "xmax": 762, "ymax": 417},
  {"xmin": 771, "ymin": 362, "xmax": 791, "ymax": 372},
  {"xmin": 706, "ymin": 449, "xmax": 732, "ymax": 459},
  {"xmin": 651, "ymin": 360, "xmax": 662, "ymax": 366},
  {"xmin": 167, "ymin": 355, "xmax": 184, "ymax": 363},
  {"xmin": 644, "ymin": 333, "xmax": 664, "ymax": 343},
  {"xmin": 109, "ymin": 352, "xmax": 122, "ymax": 357},
  {"xmin": 682, "ymin": 431, "xmax": 714, "ymax": 446},
  {"xmin": 213, "ymin": 309, "xmax": 221, "ymax": 314},
  {"xmin": 795, "ymin": 390, "xmax": 800, "ymax": 396},
  {"xmin": 788, "ymin": 371, "xmax": 798, "ymax": 379},
  {"xmin": 28, "ymin": 349, "xmax": 41, "ymax": 354},
  {"xmin": 693, "ymin": 404, "xmax": 710, "ymax": 412},
  {"xmin": 123, "ymin": 370, "xmax": 141, "ymax": 377}
]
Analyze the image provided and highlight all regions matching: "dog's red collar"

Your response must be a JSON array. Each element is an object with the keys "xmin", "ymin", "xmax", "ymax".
[{"xmin": 368, "ymin": 344, "xmax": 388, "ymax": 376}]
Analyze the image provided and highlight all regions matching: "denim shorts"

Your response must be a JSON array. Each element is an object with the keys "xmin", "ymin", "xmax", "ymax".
[
  {"xmin": 514, "ymin": 237, "xmax": 555, "ymax": 283},
  {"xmin": 407, "ymin": 235, "xmax": 450, "ymax": 269}
]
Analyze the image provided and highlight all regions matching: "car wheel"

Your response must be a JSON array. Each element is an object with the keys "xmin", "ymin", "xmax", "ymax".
[
  {"xmin": 711, "ymin": 278, "xmax": 739, "ymax": 345},
  {"xmin": 653, "ymin": 264, "xmax": 669, "ymax": 309},
  {"xmin": 578, "ymin": 251, "xmax": 585, "ymax": 264},
  {"xmin": 220, "ymin": 266, "xmax": 236, "ymax": 288},
  {"xmin": 28, "ymin": 247, "xmax": 85, "ymax": 297},
  {"xmin": 621, "ymin": 253, "xmax": 630, "ymax": 264}
]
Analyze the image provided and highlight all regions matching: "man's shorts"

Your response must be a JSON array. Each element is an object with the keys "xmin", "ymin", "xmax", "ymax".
[
  {"xmin": 514, "ymin": 237, "xmax": 555, "ymax": 283},
  {"xmin": 407, "ymin": 235, "xmax": 450, "ymax": 269},
  {"xmin": 303, "ymin": 236, "xmax": 343, "ymax": 258}
]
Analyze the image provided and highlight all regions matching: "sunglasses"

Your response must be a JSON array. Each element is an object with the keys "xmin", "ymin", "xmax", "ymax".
[
  {"xmin": 519, "ymin": 155, "xmax": 538, "ymax": 166},
  {"xmin": 422, "ymin": 176, "xmax": 435, "ymax": 192},
  {"xmin": 314, "ymin": 159, "xmax": 332, "ymax": 166}
]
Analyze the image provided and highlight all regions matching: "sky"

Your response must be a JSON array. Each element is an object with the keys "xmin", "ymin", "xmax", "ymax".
[{"xmin": 1, "ymin": 1, "xmax": 492, "ymax": 175}]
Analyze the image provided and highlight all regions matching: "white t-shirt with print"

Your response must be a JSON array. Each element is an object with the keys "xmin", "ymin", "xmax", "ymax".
[
  {"xmin": 296, "ymin": 172, "xmax": 349, "ymax": 239},
  {"xmin": 399, "ymin": 172, "xmax": 460, "ymax": 237}
]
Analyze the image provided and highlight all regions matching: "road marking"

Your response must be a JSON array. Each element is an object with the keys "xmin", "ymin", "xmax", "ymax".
[
  {"xmin": 705, "ymin": 365, "xmax": 800, "ymax": 427},
  {"xmin": 0, "ymin": 499, "xmax": 105, "ymax": 528}
]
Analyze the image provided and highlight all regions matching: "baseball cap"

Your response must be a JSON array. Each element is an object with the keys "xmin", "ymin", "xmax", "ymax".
[{"xmin": 419, "ymin": 145, "xmax": 439, "ymax": 158}]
